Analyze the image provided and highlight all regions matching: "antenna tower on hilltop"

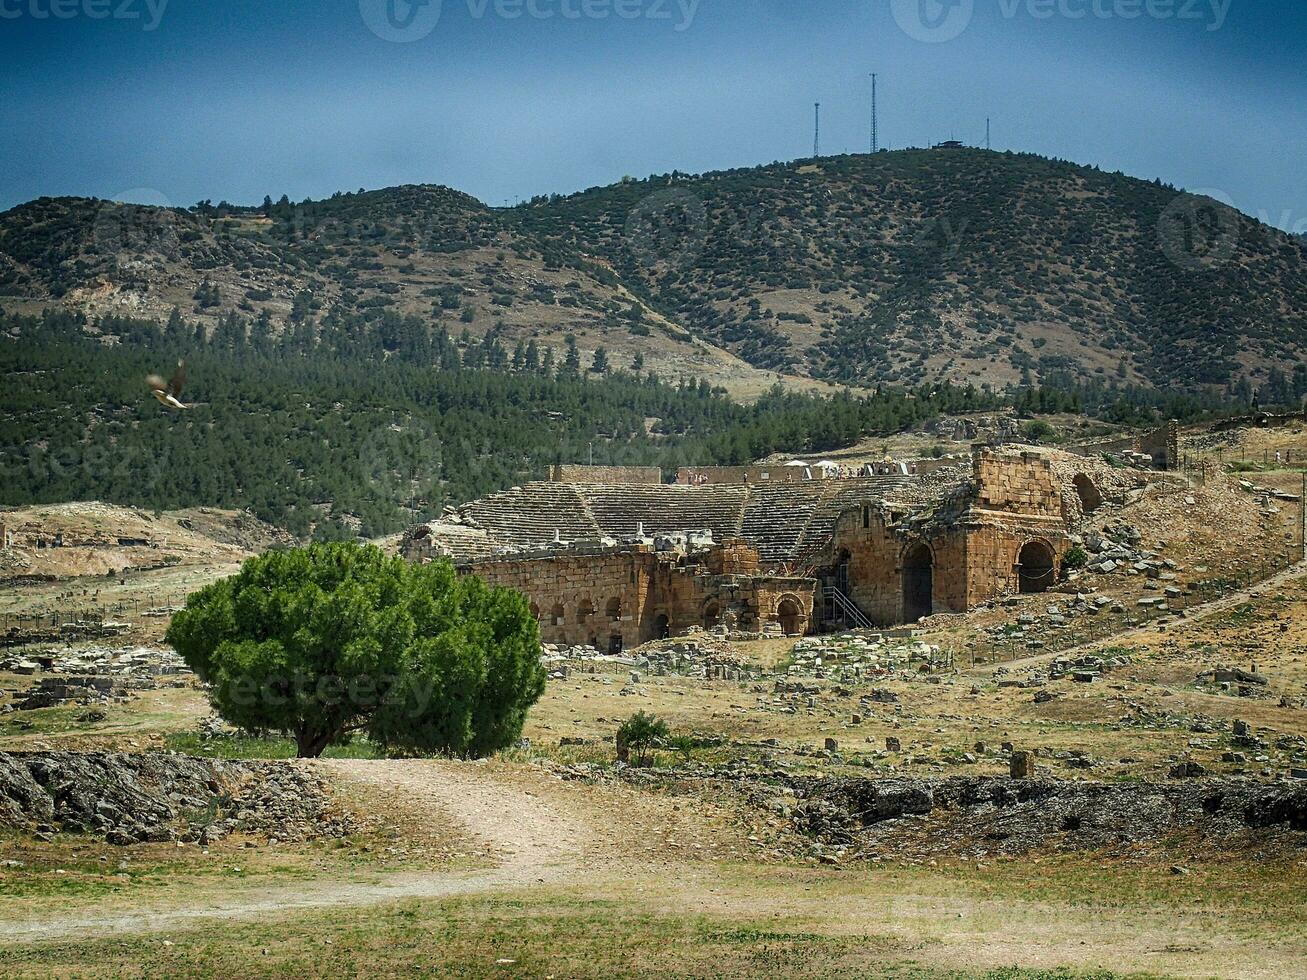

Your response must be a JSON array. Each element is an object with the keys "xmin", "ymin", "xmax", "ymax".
[{"xmin": 870, "ymin": 73, "xmax": 879, "ymax": 153}]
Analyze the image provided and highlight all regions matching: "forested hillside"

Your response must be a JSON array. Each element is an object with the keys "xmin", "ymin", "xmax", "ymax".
[
  {"xmin": 0, "ymin": 309, "xmax": 1003, "ymax": 538},
  {"xmin": 3, "ymin": 149, "xmax": 1306, "ymax": 394},
  {"xmin": 514, "ymin": 150, "xmax": 1307, "ymax": 389}
]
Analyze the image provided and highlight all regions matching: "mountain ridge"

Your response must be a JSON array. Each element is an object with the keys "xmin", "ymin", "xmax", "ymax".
[{"xmin": 4, "ymin": 148, "xmax": 1305, "ymax": 395}]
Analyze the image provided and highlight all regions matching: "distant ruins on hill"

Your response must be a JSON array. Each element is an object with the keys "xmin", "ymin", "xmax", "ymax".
[{"xmin": 402, "ymin": 444, "xmax": 1145, "ymax": 651}]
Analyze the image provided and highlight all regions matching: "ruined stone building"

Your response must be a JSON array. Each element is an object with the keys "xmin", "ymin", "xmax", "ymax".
[{"xmin": 401, "ymin": 446, "xmax": 1134, "ymax": 647}]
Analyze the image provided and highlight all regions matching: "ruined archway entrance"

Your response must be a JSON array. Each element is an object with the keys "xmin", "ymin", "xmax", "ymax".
[
  {"xmin": 1073, "ymin": 474, "xmax": 1102, "ymax": 515},
  {"xmin": 777, "ymin": 597, "xmax": 803, "ymax": 636},
  {"xmin": 902, "ymin": 543, "xmax": 934, "ymax": 622},
  {"xmin": 1018, "ymin": 540, "xmax": 1056, "ymax": 594},
  {"xmin": 653, "ymin": 613, "xmax": 670, "ymax": 640},
  {"xmin": 702, "ymin": 600, "xmax": 721, "ymax": 630}
]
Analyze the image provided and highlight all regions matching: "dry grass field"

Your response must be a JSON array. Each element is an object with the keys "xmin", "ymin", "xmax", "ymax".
[{"xmin": 2, "ymin": 435, "xmax": 1307, "ymax": 978}]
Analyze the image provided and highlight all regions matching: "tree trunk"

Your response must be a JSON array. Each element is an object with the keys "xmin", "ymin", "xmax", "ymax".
[{"xmin": 295, "ymin": 726, "xmax": 335, "ymax": 758}]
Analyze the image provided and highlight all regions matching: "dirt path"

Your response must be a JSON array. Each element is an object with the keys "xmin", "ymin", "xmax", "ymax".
[{"xmin": 0, "ymin": 759, "xmax": 608, "ymax": 944}]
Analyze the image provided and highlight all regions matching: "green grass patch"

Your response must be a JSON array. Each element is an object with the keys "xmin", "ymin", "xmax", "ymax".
[{"xmin": 162, "ymin": 731, "xmax": 381, "ymax": 760}]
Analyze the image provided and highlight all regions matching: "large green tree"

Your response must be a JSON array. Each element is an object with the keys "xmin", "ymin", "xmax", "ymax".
[{"xmin": 166, "ymin": 543, "xmax": 545, "ymax": 758}]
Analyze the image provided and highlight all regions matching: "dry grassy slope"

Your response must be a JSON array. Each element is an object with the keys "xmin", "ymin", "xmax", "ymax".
[
  {"xmin": 0, "ymin": 189, "xmax": 844, "ymax": 400},
  {"xmin": 0, "ymin": 502, "xmax": 285, "ymax": 579},
  {"xmin": 5, "ymin": 151, "xmax": 1306, "ymax": 395}
]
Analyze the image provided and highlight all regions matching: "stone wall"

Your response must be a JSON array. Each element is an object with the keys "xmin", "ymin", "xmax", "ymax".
[
  {"xmin": 549, "ymin": 464, "xmax": 662, "ymax": 485},
  {"xmin": 463, "ymin": 542, "xmax": 816, "ymax": 647},
  {"xmin": 807, "ymin": 448, "xmax": 1074, "ymax": 626},
  {"xmin": 971, "ymin": 448, "xmax": 1065, "ymax": 520},
  {"xmin": 1066, "ymin": 420, "xmax": 1179, "ymax": 471},
  {"xmin": 676, "ymin": 464, "xmax": 827, "ymax": 485},
  {"xmin": 1135, "ymin": 420, "xmax": 1179, "ymax": 470}
]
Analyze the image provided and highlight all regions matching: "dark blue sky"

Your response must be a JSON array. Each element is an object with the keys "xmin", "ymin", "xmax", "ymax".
[{"xmin": 2, "ymin": 0, "xmax": 1303, "ymax": 230}]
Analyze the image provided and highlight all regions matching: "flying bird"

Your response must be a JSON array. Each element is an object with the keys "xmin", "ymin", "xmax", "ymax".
[{"xmin": 147, "ymin": 361, "xmax": 190, "ymax": 410}]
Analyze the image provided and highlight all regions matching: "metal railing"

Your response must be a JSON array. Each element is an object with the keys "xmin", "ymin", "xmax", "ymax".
[{"xmin": 823, "ymin": 585, "xmax": 874, "ymax": 631}]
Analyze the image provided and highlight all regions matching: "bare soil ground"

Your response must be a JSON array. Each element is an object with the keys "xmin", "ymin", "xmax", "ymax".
[{"xmin": 0, "ymin": 755, "xmax": 1303, "ymax": 978}]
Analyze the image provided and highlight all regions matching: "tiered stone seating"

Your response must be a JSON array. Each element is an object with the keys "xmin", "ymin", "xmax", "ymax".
[
  {"xmin": 460, "ymin": 484, "xmax": 600, "ymax": 549},
  {"xmin": 452, "ymin": 475, "xmax": 920, "ymax": 565},
  {"xmin": 798, "ymin": 477, "xmax": 916, "ymax": 555},
  {"xmin": 738, "ymin": 483, "xmax": 830, "ymax": 562},
  {"xmin": 580, "ymin": 484, "xmax": 749, "ymax": 540},
  {"xmin": 425, "ymin": 523, "xmax": 496, "ymax": 563}
]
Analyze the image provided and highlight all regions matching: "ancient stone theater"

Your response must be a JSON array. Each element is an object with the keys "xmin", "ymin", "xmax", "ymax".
[{"xmin": 401, "ymin": 446, "xmax": 1131, "ymax": 650}]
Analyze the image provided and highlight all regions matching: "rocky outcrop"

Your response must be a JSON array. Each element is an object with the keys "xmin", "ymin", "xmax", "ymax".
[
  {"xmin": 792, "ymin": 776, "xmax": 1307, "ymax": 855},
  {"xmin": 0, "ymin": 751, "xmax": 353, "ymax": 845}
]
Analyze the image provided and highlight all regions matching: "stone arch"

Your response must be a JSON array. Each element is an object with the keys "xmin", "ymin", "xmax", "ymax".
[
  {"xmin": 605, "ymin": 597, "xmax": 622, "ymax": 622},
  {"xmin": 550, "ymin": 602, "xmax": 565, "ymax": 626},
  {"xmin": 576, "ymin": 598, "xmax": 595, "ymax": 624},
  {"xmin": 1017, "ymin": 539, "xmax": 1057, "ymax": 594},
  {"xmin": 529, "ymin": 602, "xmax": 541, "ymax": 622},
  {"xmin": 901, "ymin": 542, "xmax": 934, "ymax": 622},
  {"xmin": 776, "ymin": 595, "xmax": 805, "ymax": 636},
  {"xmin": 653, "ymin": 612, "xmax": 671, "ymax": 640},
  {"xmin": 702, "ymin": 599, "xmax": 721, "ymax": 630},
  {"xmin": 1072, "ymin": 473, "xmax": 1103, "ymax": 515}
]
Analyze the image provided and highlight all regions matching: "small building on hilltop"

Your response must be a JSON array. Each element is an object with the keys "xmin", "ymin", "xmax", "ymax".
[{"xmin": 401, "ymin": 446, "xmax": 1138, "ymax": 640}]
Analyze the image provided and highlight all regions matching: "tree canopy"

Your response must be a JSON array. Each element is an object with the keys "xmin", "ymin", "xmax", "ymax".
[{"xmin": 165, "ymin": 542, "xmax": 545, "ymax": 758}]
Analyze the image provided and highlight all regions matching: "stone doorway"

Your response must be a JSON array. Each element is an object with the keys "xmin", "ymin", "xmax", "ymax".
[
  {"xmin": 902, "ymin": 543, "xmax": 934, "ymax": 622},
  {"xmin": 777, "ymin": 598, "xmax": 803, "ymax": 636},
  {"xmin": 1073, "ymin": 474, "xmax": 1103, "ymax": 515},
  {"xmin": 1018, "ymin": 540, "xmax": 1056, "ymax": 594}
]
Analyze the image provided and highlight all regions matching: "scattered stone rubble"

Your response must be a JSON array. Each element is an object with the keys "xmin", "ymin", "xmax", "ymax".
[
  {"xmin": 0, "ymin": 644, "xmax": 186, "ymax": 678},
  {"xmin": 542, "ymin": 635, "xmax": 758, "ymax": 684},
  {"xmin": 1080, "ymin": 523, "xmax": 1185, "ymax": 585},
  {"xmin": 0, "ymin": 751, "xmax": 353, "ymax": 845},
  {"xmin": 983, "ymin": 593, "xmax": 1127, "ymax": 650},
  {"xmin": 542, "ymin": 630, "xmax": 954, "ymax": 692},
  {"xmin": 1, "ymin": 646, "xmax": 191, "ymax": 714},
  {"xmin": 1237, "ymin": 479, "xmax": 1302, "ymax": 505},
  {"xmin": 1, "ymin": 620, "xmax": 130, "ymax": 649},
  {"xmin": 788, "ymin": 633, "xmax": 951, "ymax": 679}
]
